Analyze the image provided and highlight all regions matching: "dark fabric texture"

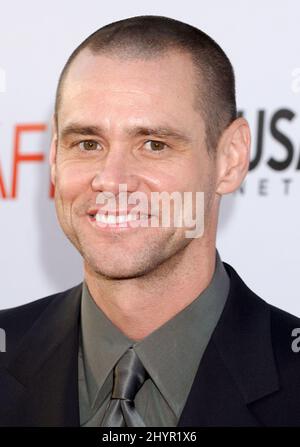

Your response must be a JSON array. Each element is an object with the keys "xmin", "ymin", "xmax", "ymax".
[{"xmin": 1, "ymin": 263, "xmax": 300, "ymax": 426}]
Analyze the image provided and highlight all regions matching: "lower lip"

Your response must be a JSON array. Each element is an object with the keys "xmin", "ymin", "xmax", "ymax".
[{"xmin": 87, "ymin": 215, "xmax": 152, "ymax": 232}]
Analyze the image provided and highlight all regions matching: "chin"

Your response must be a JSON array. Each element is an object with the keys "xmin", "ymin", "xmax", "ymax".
[
  {"xmin": 84, "ymin": 248, "xmax": 166, "ymax": 280},
  {"xmin": 90, "ymin": 263, "xmax": 152, "ymax": 280}
]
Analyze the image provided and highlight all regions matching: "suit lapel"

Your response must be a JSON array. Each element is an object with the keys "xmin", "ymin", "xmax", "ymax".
[
  {"xmin": 178, "ymin": 263, "xmax": 280, "ymax": 426},
  {"xmin": 1, "ymin": 263, "xmax": 281, "ymax": 427},
  {"xmin": 2, "ymin": 283, "xmax": 82, "ymax": 426}
]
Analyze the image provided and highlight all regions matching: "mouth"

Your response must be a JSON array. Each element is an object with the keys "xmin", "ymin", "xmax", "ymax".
[{"xmin": 87, "ymin": 211, "xmax": 153, "ymax": 230}]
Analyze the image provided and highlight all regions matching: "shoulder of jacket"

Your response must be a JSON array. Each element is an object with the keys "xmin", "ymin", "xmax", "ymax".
[{"xmin": 0, "ymin": 285, "xmax": 81, "ymax": 347}]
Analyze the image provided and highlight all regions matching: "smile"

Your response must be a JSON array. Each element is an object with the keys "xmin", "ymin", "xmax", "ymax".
[{"xmin": 95, "ymin": 213, "xmax": 149, "ymax": 225}]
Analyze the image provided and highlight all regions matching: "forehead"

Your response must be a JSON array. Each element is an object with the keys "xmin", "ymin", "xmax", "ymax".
[{"xmin": 59, "ymin": 49, "xmax": 201, "ymax": 125}]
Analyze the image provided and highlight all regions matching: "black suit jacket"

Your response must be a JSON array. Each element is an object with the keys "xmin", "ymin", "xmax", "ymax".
[{"xmin": 1, "ymin": 263, "xmax": 300, "ymax": 426}]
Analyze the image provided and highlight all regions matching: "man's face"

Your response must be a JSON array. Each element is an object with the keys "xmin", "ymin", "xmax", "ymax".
[{"xmin": 51, "ymin": 49, "xmax": 218, "ymax": 279}]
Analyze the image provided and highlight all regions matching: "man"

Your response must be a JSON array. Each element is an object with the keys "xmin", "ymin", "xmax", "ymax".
[{"xmin": 1, "ymin": 15, "xmax": 300, "ymax": 427}]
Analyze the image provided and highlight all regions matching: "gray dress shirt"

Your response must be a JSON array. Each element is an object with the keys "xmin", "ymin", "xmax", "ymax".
[{"xmin": 78, "ymin": 251, "xmax": 230, "ymax": 427}]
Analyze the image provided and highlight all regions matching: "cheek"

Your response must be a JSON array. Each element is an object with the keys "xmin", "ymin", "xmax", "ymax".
[
  {"xmin": 55, "ymin": 162, "xmax": 92, "ymax": 202},
  {"xmin": 172, "ymin": 161, "xmax": 209, "ymax": 192},
  {"xmin": 189, "ymin": 156, "xmax": 217, "ymax": 191},
  {"xmin": 145, "ymin": 159, "xmax": 199, "ymax": 192}
]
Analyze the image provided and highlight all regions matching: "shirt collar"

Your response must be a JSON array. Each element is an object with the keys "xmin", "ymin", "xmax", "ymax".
[
  {"xmin": 80, "ymin": 287, "xmax": 133, "ymax": 408},
  {"xmin": 80, "ymin": 250, "xmax": 229, "ymax": 416}
]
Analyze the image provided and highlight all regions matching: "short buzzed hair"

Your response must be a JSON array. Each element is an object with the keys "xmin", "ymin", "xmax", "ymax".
[{"xmin": 54, "ymin": 15, "xmax": 237, "ymax": 153}]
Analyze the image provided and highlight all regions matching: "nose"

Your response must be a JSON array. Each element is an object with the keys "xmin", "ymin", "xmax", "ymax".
[{"xmin": 91, "ymin": 148, "xmax": 138, "ymax": 195}]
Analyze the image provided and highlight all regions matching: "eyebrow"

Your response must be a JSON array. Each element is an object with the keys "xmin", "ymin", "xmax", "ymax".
[{"xmin": 59, "ymin": 123, "xmax": 192, "ymax": 144}]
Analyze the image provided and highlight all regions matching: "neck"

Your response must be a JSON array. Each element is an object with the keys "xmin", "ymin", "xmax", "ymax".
[{"xmin": 84, "ymin": 240, "xmax": 216, "ymax": 341}]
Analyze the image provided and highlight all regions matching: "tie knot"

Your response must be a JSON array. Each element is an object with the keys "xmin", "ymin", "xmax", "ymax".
[{"xmin": 112, "ymin": 348, "xmax": 148, "ymax": 401}]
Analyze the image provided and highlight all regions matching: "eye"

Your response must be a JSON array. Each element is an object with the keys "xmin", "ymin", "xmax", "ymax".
[
  {"xmin": 144, "ymin": 140, "xmax": 167, "ymax": 152},
  {"xmin": 78, "ymin": 140, "xmax": 101, "ymax": 151}
]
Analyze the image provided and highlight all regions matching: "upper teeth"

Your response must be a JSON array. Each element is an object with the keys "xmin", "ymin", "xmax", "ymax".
[{"xmin": 95, "ymin": 213, "xmax": 148, "ymax": 224}]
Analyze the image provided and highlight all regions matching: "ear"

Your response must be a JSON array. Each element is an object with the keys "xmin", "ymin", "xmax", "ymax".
[
  {"xmin": 49, "ymin": 114, "xmax": 58, "ymax": 186},
  {"xmin": 215, "ymin": 117, "xmax": 251, "ymax": 195}
]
